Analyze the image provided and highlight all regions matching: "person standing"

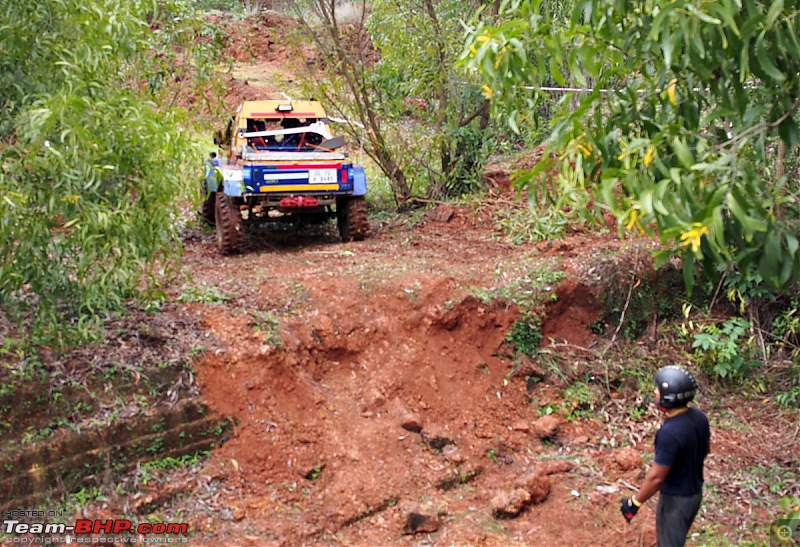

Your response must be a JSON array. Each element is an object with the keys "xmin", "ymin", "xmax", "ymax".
[{"xmin": 620, "ymin": 365, "xmax": 711, "ymax": 547}]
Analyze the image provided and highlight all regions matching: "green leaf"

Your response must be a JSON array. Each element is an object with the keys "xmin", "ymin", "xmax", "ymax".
[
  {"xmin": 654, "ymin": 249, "xmax": 672, "ymax": 270},
  {"xmin": 710, "ymin": 0, "xmax": 741, "ymax": 36},
  {"xmin": 739, "ymin": 37, "xmax": 751, "ymax": 80},
  {"xmin": 787, "ymin": 233, "xmax": 799, "ymax": 257},
  {"xmin": 640, "ymin": 188, "xmax": 654, "ymax": 216},
  {"xmin": 778, "ymin": 250, "xmax": 794, "ymax": 286},
  {"xmin": 778, "ymin": 116, "xmax": 799, "ymax": 148},
  {"xmin": 728, "ymin": 189, "xmax": 768, "ymax": 241},
  {"xmin": 784, "ymin": 20, "xmax": 800, "ymax": 58},
  {"xmin": 508, "ymin": 110, "xmax": 520, "ymax": 134},
  {"xmin": 686, "ymin": 4, "xmax": 722, "ymax": 25},
  {"xmin": 549, "ymin": 56, "xmax": 565, "ymax": 86},
  {"xmin": 760, "ymin": 228, "xmax": 782, "ymax": 286},
  {"xmin": 755, "ymin": 31, "xmax": 786, "ymax": 82},
  {"xmin": 765, "ymin": 0, "xmax": 784, "ymax": 28},
  {"xmin": 672, "ymin": 137, "xmax": 694, "ymax": 168}
]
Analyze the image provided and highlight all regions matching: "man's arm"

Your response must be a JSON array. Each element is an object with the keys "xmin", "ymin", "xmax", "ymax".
[
  {"xmin": 621, "ymin": 463, "xmax": 670, "ymax": 522},
  {"xmin": 635, "ymin": 462, "xmax": 670, "ymax": 503}
]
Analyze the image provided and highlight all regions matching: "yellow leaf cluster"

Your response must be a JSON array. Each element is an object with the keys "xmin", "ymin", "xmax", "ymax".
[
  {"xmin": 643, "ymin": 146, "xmax": 656, "ymax": 166},
  {"xmin": 625, "ymin": 209, "xmax": 645, "ymax": 233},
  {"xmin": 679, "ymin": 223, "xmax": 708, "ymax": 253},
  {"xmin": 666, "ymin": 79, "xmax": 678, "ymax": 106}
]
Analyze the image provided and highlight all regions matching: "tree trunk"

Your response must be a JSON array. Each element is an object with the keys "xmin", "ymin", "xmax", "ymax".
[{"xmin": 305, "ymin": 0, "xmax": 411, "ymax": 201}]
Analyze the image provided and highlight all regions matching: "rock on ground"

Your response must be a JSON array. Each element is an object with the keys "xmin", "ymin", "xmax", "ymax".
[
  {"xmin": 517, "ymin": 470, "xmax": 552, "ymax": 504},
  {"xmin": 402, "ymin": 512, "xmax": 440, "ymax": 535},
  {"xmin": 491, "ymin": 488, "xmax": 532, "ymax": 519},
  {"xmin": 614, "ymin": 447, "xmax": 642, "ymax": 472},
  {"xmin": 532, "ymin": 414, "xmax": 561, "ymax": 439}
]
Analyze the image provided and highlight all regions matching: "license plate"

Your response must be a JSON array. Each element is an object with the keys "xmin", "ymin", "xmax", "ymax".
[{"xmin": 308, "ymin": 169, "xmax": 337, "ymax": 184}]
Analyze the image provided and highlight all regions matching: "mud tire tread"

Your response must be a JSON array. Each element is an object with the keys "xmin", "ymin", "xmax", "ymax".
[
  {"xmin": 215, "ymin": 192, "xmax": 242, "ymax": 254},
  {"xmin": 338, "ymin": 197, "xmax": 369, "ymax": 242},
  {"xmin": 201, "ymin": 192, "xmax": 216, "ymax": 226}
]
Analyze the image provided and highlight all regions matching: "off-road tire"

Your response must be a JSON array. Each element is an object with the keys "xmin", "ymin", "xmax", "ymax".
[
  {"xmin": 215, "ymin": 192, "xmax": 242, "ymax": 254},
  {"xmin": 338, "ymin": 196, "xmax": 369, "ymax": 242},
  {"xmin": 200, "ymin": 192, "xmax": 216, "ymax": 226}
]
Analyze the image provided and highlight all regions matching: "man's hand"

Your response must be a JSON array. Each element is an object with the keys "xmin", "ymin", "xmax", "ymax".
[{"xmin": 620, "ymin": 497, "xmax": 640, "ymax": 522}]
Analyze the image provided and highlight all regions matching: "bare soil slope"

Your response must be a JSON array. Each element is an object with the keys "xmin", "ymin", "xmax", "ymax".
[
  {"xmin": 165, "ymin": 206, "xmax": 796, "ymax": 546},
  {"xmin": 183, "ymin": 210, "xmax": 636, "ymax": 546}
]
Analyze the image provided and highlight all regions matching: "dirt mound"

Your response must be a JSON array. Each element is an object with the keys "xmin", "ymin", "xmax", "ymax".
[
  {"xmin": 222, "ymin": 12, "xmax": 299, "ymax": 64},
  {"xmin": 222, "ymin": 76, "xmax": 269, "ymax": 105},
  {"xmin": 195, "ymin": 277, "xmax": 532, "ymax": 534},
  {"xmin": 63, "ymin": 208, "xmax": 789, "ymax": 547},
  {"xmin": 182, "ymin": 221, "xmax": 642, "ymax": 545},
  {"xmin": 542, "ymin": 279, "xmax": 602, "ymax": 348}
]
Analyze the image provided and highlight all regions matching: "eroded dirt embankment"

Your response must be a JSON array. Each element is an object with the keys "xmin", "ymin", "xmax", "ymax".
[{"xmin": 179, "ymin": 210, "xmax": 663, "ymax": 546}]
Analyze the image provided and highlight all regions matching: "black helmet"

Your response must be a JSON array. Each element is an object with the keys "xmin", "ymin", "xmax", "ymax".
[{"xmin": 655, "ymin": 365, "xmax": 697, "ymax": 409}]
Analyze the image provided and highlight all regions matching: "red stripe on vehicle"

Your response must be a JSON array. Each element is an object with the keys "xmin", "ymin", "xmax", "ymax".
[
  {"xmin": 250, "ymin": 112, "xmax": 318, "ymax": 117},
  {"xmin": 275, "ymin": 164, "xmax": 342, "ymax": 169}
]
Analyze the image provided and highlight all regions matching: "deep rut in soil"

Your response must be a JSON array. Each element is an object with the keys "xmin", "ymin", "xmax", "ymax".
[
  {"xmin": 183, "ymin": 218, "xmax": 644, "ymax": 545},
  {"xmin": 196, "ymin": 275, "xmax": 520, "ymax": 526}
]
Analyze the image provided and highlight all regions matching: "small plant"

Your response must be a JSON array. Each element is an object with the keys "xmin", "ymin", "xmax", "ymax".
[
  {"xmin": 628, "ymin": 404, "xmax": 648, "ymax": 420},
  {"xmin": 474, "ymin": 262, "xmax": 564, "ymax": 315},
  {"xmin": 493, "ymin": 163, "xmax": 602, "ymax": 245},
  {"xmin": 250, "ymin": 310, "xmax": 283, "ymax": 347},
  {"xmin": 486, "ymin": 449, "xmax": 498, "ymax": 461},
  {"xmin": 773, "ymin": 496, "xmax": 800, "ymax": 538},
  {"xmin": 69, "ymin": 486, "xmax": 102, "ymax": 508},
  {"xmin": 506, "ymin": 316, "xmax": 543, "ymax": 357},
  {"xmin": 691, "ymin": 317, "xmax": 759, "ymax": 378},
  {"xmin": 305, "ymin": 464, "xmax": 324, "ymax": 481},
  {"xmin": 494, "ymin": 205, "xmax": 569, "ymax": 244},
  {"xmin": 563, "ymin": 381, "xmax": 595, "ymax": 420},
  {"xmin": 772, "ymin": 300, "xmax": 800, "ymax": 359},
  {"xmin": 141, "ymin": 451, "xmax": 209, "ymax": 472},
  {"xmin": 177, "ymin": 283, "xmax": 229, "ymax": 304},
  {"xmin": 589, "ymin": 318, "xmax": 606, "ymax": 335},
  {"xmin": 723, "ymin": 268, "xmax": 773, "ymax": 315},
  {"xmin": 776, "ymin": 383, "xmax": 800, "ymax": 409},
  {"xmin": 146, "ymin": 437, "xmax": 165, "ymax": 455},
  {"xmin": 21, "ymin": 427, "xmax": 53, "ymax": 444},
  {"xmin": 538, "ymin": 402, "xmax": 559, "ymax": 416}
]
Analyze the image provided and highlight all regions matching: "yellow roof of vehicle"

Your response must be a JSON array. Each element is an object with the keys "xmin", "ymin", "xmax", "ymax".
[{"xmin": 238, "ymin": 100, "xmax": 328, "ymax": 119}]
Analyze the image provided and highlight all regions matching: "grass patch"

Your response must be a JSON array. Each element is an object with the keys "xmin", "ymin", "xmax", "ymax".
[{"xmin": 177, "ymin": 282, "xmax": 229, "ymax": 304}]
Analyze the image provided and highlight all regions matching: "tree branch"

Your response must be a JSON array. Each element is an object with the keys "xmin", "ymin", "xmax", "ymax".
[{"xmin": 715, "ymin": 95, "xmax": 800, "ymax": 151}]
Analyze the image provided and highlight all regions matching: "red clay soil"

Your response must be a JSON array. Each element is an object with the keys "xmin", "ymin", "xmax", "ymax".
[
  {"xmin": 167, "ymin": 202, "xmax": 798, "ymax": 546},
  {"xmin": 170, "ymin": 207, "xmax": 667, "ymax": 546}
]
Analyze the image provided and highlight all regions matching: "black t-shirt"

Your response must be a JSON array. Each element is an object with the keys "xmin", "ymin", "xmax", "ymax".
[{"xmin": 654, "ymin": 406, "xmax": 710, "ymax": 496}]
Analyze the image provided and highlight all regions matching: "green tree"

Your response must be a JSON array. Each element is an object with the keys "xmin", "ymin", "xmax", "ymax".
[
  {"xmin": 464, "ymin": 0, "xmax": 800, "ymax": 292},
  {"xmin": 0, "ymin": 0, "xmax": 219, "ymax": 347},
  {"xmin": 291, "ymin": 0, "xmax": 493, "ymax": 201},
  {"xmin": 367, "ymin": 0, "xmax": 492, "ymax": 198}
]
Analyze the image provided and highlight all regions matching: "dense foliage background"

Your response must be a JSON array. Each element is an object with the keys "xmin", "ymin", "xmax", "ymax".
[
  {"xmin": 463, "ymin": 0, "xmax": 800, "ymax": 293},
  {"xmin": 0, "ymin": 0, "xmax": 222, "ymax": 346}
]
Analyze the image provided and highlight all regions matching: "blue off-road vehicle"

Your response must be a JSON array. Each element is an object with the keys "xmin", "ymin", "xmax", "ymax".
[{"xmin": 203, "ymin": 99, "xmax": 369, "ymax": 254}]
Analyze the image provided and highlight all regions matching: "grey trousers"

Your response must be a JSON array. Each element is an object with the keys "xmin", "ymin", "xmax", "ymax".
[{"xmin": 656, "ymin": 492, "xmax": 703, "ymax": 547}]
